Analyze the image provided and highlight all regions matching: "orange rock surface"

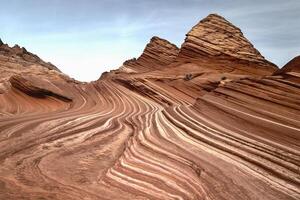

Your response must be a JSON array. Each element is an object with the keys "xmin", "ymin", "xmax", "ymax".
[
  {"xmin": 0, "ymin": 14, "xmax": 299, "ymax": 200},
  {"xmin": 123, "ymin": 36, "xmax": 180, "ymax": 73}
]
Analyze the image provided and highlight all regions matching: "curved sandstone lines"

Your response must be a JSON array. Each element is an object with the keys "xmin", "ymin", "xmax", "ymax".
[
  {"xmin": 92, "ymin": 81, "xmax": 200, "ymax": 199},
  {"xmin": 171, "ymin": 105, "xmax": 299, "ymax": 196},
  {"xmin": 103, "ymin": 71, "xmax": 300, "ymax": 199},
  {"xmin": 0, "ymin": 77, "xmax": 178, "ymax": 199},
  {"xmin": 1, "ymin": 13, "xmax": 300, "ymax": 200},
  {"xmin": 36, "ymin": 82, "xmax": 139, "ymax": 198},
  {"xmin": 191, "ymin": 78, "xmax": 300, "ymax": 196},
  {"xmin": 0, "ymin": 87, "xmax": 70, "ymax": 116},
  {"xmin": 0, "ymin": 81, "xmax": 140, "ymax": 199},
  {"xmin": 1, "ymin": 74, "xmax": 299, "ymax": 200}
]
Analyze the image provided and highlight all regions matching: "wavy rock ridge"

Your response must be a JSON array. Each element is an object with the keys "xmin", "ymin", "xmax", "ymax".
[{"xmin": 0, "ymin": 14, "xmax": 299, "ymax": 200}]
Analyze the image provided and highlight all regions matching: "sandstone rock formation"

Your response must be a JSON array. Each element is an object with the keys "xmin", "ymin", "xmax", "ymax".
[
  {"xmin": 122, "ymin": 36, "xmax": 179, "ymax": 72},
  {"xmin": 177, "ymin": 14, "xmax": 278, "ymax": 75},
  {"xmin": 0, "ymin": 14, "xmax": 299, "ymax": 200},
  {"xmin": 9, "ymin": 75, "xmax": 72, "ymax": 101},
  {"xmin": 0, "ymin": 41, "xmax": 60, "ymax": 72},
  {"xmin": 0, "ymin": 40, "xmax": 76, "ymax": 98},
  {"xmin": 274, "ymin": 55, "xmax": 300, "ymax": 75}
]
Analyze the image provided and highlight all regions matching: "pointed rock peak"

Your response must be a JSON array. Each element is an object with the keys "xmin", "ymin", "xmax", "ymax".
[
  {"xmin": 150, "ymin": 36, "xmax": 166, "ymax": 42},
  {"xmin": 180, "ymin": 13, "xmax": 263, "ymax": 60},
  {"xmin": 123, "ymin": 36, "xmax": 179, "ymax": 72},
  {"xmin": 202, "ymin": 13, "xmax": 232, "ymax": 23},
  {"xmin": 0, "ymin": 38, "xmax": 3, "ymax": 45},
  {"xmin": 178, "ymin": 13, "xmax": 278, "ymax": 74},
  {"xmin": 274, "ymin": 56, "xmax": 300, "ymax": 75},
  {"xmin": 145, "ymin": 36, "xmax": 179, "ymax": 53},
  {"xmin": 13, "ymin": 44, "xmax": 21, "ymax": 49},
  {"xmin": 148, "ymin": 36, "xmax": 177, "ymax": 46},
  {"xmin": 198, "ymin": 13, "xmax": 244, "ymax": 34}
]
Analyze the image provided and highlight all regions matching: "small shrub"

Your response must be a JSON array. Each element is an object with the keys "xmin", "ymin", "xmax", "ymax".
[
  {"xmin": 184, "ymin": 74, "xmax": 193, "ymax": 81},
  {"xmin": 221, "ymin": 76, "xmax": 226, "ymax": 80}
]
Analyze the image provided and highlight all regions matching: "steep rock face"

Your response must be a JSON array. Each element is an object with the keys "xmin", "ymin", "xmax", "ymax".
[
  {"xmin": 177, "ymin": 14, "xmax": 277, "ymax": 75},
  {"xmin": 122, "ymin": 36, "xmax": 179, "ymax": 72}
]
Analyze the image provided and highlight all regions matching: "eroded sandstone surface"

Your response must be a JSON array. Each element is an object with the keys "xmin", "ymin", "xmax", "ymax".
[
  {"xmin": 122, "ymin": 36, "xmax": 180, "ymax": 73},
  {"xmin": 177, "ymin": 14, "xmax": 277, "ymax": 75},
  {"xmin": 0, "ymin": 14, "xmax": 299, "ymax": 200}
]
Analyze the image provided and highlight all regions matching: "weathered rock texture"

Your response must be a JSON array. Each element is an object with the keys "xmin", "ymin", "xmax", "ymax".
[
  {"xmin": 0, "ymin": 14, "xmax": 299, "ymax": 200},
  {"xmin": 0, "ymin": 42, "xmax": 60, "ymax": 71},
  {"xmin": 177, "ymin": 14, "xmax": 277, "ymax": 75},
  {"xmin": 123, "ymin": 36, "xmax": 179, "ymax": 72},
  {"xmin": 9, "ymin": 75, "xmax": 72, "ymax": 101},
  {"xmin": 0, "ymin": 41, "xmax": 76, "ymax": 95}
]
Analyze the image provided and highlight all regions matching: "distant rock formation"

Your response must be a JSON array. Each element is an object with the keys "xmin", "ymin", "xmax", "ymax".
[
  {"xmin": 0, "ymin": 43, "xmax": 60, "ymax": 72},
  {"xmin": 0, "ymin": 41, "xmax": 76, "ymax": 100},
  {"xmin": 177, "ymin": 14, "xmax": 277, "ymax": 75},
  {"xmin": 123, "ymin": 36, "xmax": 179, "ymax": 72},
  {"xmin": 274, "ymin": 55, "xmax": 300, "ymax": 75}
]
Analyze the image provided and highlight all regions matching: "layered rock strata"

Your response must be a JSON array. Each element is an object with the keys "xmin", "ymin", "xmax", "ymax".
[
  {"xmin": 0, "ymin": 42, "xmax": 60, "ymax": 71},
  {"xmin": 122, "ymin": 36, "xmax": 179, "ymax": 72},
  {"xmin": 0, "ymin": 15, "xmax": 299, "ymax": 200},
  {"xmin": 177, "ymin": 14, "xmax": 278, "ymax": 75}
]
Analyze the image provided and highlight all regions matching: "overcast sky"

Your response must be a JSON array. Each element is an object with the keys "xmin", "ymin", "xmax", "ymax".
[{"xmin": 1, "ymin": 0, "xmax": 299, "ymax": 81}]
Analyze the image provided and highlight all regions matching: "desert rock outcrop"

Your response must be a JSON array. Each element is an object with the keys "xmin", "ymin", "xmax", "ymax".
[
  {"xmin": 177, "ymin": 14, "xmax": 278, "ymax": 75},
  {"xmin": 0, "ymin": 14, "xmax": 299, "ymax": 200},
  {"xmin": 0, "ymin": 41, "xmax": 60, "ymax": 72},
  {"xmin": 274, "ymin": 55, "xmax": 300, "ymax": 75},
  {"xmin": 122, "ymin": 36, "xmax": 179, "ymax": 72}
]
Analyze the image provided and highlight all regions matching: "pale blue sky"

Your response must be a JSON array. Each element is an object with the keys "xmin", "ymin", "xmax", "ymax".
[{"xmin": 1, "ymin": 0, "xmax": 299, "ymax": 81}]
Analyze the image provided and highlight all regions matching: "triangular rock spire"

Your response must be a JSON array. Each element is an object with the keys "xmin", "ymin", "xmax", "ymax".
[
  {"xmin": 123, "ymin": 36, "xmax": 179, "ymax": 72},
  {"xmin": 177, "ymin": 14, "xmax": 277, "ymax": 73},
  {"xmin": 0, "ymin": 38, "xmax": 3, "ymax": 45}
]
